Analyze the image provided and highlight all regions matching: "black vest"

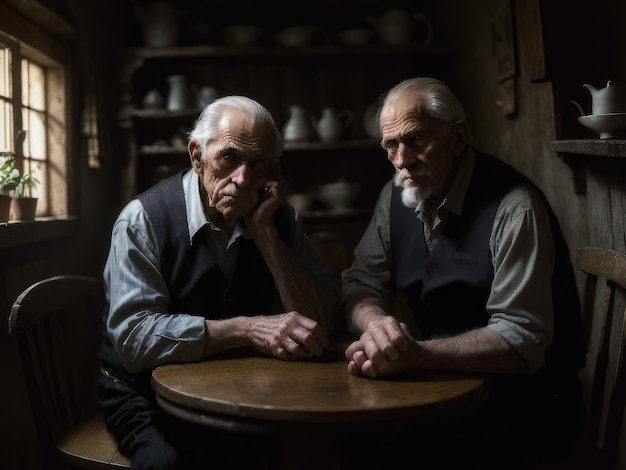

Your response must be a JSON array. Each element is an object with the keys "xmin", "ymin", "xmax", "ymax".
[
  {"xmin": 390, "ymin": 152, "xmax": 586, "ymax": 389},
  {"xmin": 99, "ymin": 170, "xmax": 292, "ymax": 388}
]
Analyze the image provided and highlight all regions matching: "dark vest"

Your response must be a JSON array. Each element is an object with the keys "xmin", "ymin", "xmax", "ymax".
[
  {"xmin": 99, "ymin": 170, "xmax": 292, "ymax": 390},
  {"xmin": 390, "ymin": 152, "xmax": 586, "ymax": 391}
]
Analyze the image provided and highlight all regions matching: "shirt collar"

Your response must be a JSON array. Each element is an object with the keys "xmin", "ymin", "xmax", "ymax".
[{"xmin": 183, "ymin": 169, "xmax": 247, "ymax": 244}]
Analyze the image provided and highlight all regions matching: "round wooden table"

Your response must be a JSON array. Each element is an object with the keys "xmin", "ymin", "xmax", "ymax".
[{"xmin": 151, "ymin": 334, "xmax": 489, "ymax": 437}]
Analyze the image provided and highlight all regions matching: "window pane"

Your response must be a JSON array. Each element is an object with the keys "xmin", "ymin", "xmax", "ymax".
[
  {"xmin": 22, "ymin": 108, "xmax": 46, "ymax": 160},
  {"xmin": 1, "ymin": 101, "xmax": 12, "ymax": 152},
  {"xmin": 0, "ymin": 44, "xmax": 12, "ymax": 152},
  {"xmin": 26, "ymin": 61, "xmax": 45, "ymax": 111},
  {"xmin": 26, "ymin": 158, "xmax": 43, "ymax": 202},
  {"xmin": 0, "ymin": 44, "xmax": 12, "ymax": 98}
]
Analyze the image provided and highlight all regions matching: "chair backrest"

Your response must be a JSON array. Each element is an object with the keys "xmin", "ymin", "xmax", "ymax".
[
  {"xmin": 575, "ymin": 247, "xmax": 626, "ymax": 468},
  {"xmin": 8, "ymin": 275, "xmax": 104, "ymax": 467}
]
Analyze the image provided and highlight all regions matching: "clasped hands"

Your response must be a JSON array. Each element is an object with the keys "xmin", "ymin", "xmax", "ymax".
[{"xmin": 344, "ymin": 315, "xmax": 419, "ymax": 378}]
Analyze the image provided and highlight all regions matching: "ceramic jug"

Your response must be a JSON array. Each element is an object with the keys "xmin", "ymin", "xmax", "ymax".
[
  {"xmin": 317, "ymin": 108, "xmax": 354, "ymax": 142},
  {"xmin": 194, "ymin": 86, "xmax": 220, "ymax": 110},
  {"xmin": 362, "ymin": 102, "xmax": 381, "ymax": 140},
  {"xmin": 583, "ymin": 81, "xmax": 626, "ymax": 115},
  {"xmin": 367, "ymin": 8, "xmax": 434, "ymax": 45},
  {"xmin": 283, "ymin": 106, "xmax": 318, "ymax": 142},
  {"xmin": 166, "ymin": 75, "xmax": 192, "ymax": 111},
  {"xmin": 134, "ymin": 1, "xmax": 181, "ymax": 48},
  {"xmin": 141, "ymin": 89, "xmax": 164, "ymax": 110}
]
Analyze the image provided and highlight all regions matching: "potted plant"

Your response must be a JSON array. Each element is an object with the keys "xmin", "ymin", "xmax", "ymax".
[
  {"xmin": 9, "ymin": 170, "xmax": 40, "ymax": 221},
  {"xmin": 0, "ymin": 151, "xmax": 40, "ymax": 221},
  {"xmin": 0, "ymin": 151, "xmax": 17, "ymax": 222}
]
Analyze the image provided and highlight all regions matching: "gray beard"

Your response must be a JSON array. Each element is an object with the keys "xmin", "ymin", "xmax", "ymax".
[{"xmin": 394, "ymin": 173, "xmax": 432, "ymax": 209}]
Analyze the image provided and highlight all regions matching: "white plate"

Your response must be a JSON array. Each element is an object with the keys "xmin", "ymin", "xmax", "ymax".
[{"xmin": 578, "ymin": 113, "xmax": 626, "ymax": 139}]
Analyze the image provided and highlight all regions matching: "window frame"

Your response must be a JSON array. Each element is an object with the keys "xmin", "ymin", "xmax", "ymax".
[{"xmin": 0, "ymin": 1, "xmax": 77, "ymax": 247}]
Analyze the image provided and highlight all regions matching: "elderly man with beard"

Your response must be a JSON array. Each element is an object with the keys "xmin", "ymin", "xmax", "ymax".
[
  {"xmin": 340, "ymin": 77, "xmax": 586, "ymax": 469},
  {"xmin": 97, "ymin": 96, "xmax": 339, "ymax": 470}
]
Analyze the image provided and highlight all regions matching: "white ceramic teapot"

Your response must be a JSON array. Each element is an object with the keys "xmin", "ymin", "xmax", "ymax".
[
  {"xmin": 367, "ymin": 8, "xmax": 434, "ymax": 45},
  {"xmin": 317, "ymin": 108, "xmax": 354, "ymax": 142},
  {"xmin": 194, "ymin": 86, "xmax": 220, "ymax": 110},
  {"xmin": 134, "ymin": 1, "xmax": 181, "ymax": 48},
  {"xmin": 583, "ymin": 81, "xmax": 626, "ymax": 115}
]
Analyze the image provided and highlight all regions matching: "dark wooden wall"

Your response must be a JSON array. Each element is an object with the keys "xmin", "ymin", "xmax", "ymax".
[{"xmin": 1, "ymin": 0, "xmax": 625, "ymax": 468}]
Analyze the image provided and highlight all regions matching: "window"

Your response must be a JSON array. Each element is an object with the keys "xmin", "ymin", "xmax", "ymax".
[{"xmin": 0, "ymin": 11, "xmax": 70, "ymax": 219}]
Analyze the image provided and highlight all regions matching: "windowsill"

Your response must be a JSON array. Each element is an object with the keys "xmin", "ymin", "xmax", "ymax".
[{"xmin": 0, "ymin": 216, "xmax": 78, "ymax": 249}]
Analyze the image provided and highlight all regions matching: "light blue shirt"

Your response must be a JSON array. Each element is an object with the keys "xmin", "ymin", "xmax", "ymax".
[{"xmin": 104, "ymin": 169, "xmax": 338, "ymax": 373}]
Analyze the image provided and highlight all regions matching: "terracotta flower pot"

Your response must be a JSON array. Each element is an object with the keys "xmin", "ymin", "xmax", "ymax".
[
  {"xmin": 10, "ymin": 197, "xmax": 38, "ymax": 221},
  {"xmin": 0, "ymin": 194, "xmax": 11, "ymax": 222}
]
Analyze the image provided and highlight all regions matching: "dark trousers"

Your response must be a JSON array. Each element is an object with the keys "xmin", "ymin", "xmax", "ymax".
[{"xmin": 96, "ymin": 371, "xmax": 279, "ymax": 470}]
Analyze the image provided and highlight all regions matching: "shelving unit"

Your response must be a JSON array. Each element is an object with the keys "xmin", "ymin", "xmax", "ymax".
[
  {"xmin": 116, "ymin": 1, "xmax": 452, "ymax": 281},
  {"xmin": 118, "ymin": 43, "xmax": 452, "ymax": 202}
]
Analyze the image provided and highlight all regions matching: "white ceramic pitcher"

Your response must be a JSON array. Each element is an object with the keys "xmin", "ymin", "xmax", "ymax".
[{"xmin": 317, "ymin": 108, "xmax": 354, "ymax": 142}]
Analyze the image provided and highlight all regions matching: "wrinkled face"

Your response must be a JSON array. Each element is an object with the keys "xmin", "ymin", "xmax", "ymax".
[
  {"xmin": 195, "ymin": 110, "xmax": 277, "ymax": 220},
  {"xmin": 379, "ymin": 93, "xmax": 464, "ymax": 207}
]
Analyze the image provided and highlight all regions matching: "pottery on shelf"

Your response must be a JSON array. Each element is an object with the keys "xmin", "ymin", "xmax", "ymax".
[
  {"xmin": 166, "ymin": 75, "xmax": 192, "ymax": 111},
  {"xmin": 363, "ymin": 102, "xmax": 381, "ymax": 140},
  {"xmin": 134, "ymin": 1, "xmax": 181, "ymax": 48},
  {"xmin": 367, "ymin": 8, "xmax": 434, "ymax": 45},
  {"xmin": 223, "ymin": 25, "xmax": 263, "ymax": 46},
  {"xmin": 583, "ymin": 81, "xmax": 626, "ymax": 115},
  {"xmin": 283, "ymin": 106, "xmax": 318, "ymax": 142},
  {"xmin": 274, "ymin": 26, "xmax": 319, "ymax": 47},
  {"xmin": 287, "ymin": 193, "xmax": 314, "ymax": 213},
  {"xmin": 141, "ymin": 89, "xmax": 165, "ymax": 110},
  {"xmin": 316, "ymin": 180, "xmax": 361, "ymax": 211},
  {"xmin": 194, "ymin": 86, "xmax": 220, "ymax": 110},
  {"xmin": 336, "ymin": 28, "xmax": 373, "ymax": 45},
  {"xmin": 317, "ymin": 108, "xmax": 354, "ymax": 142}
]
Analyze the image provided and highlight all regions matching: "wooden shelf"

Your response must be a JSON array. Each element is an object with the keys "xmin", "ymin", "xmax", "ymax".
[
  {"xmin": 132, "ymin": 109, "xmax": 198, "ymax": 119},
  {"xmin": 551, "ymin": 139, "xmax": 626, "ymax": 195},
  {"xmin": 138, "ymin": 139, "xmax": 381, "ymax": 156},
  {"xmin": 300, "ymin": 208, "xmax": 372, "ymax": 221},
  {"xmin": 0, "ymin": 217, "xmax": 77, "ymax": 249},
  {"xmin": 120, "ymin": 44, "xmax": 453, "ymax": 62},
  {"xmin": 551, "ymin": 139, "xmax": 626, "ymax": 157}
]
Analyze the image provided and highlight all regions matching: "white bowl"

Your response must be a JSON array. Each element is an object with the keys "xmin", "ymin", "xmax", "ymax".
[
  {"xmin": 223, "ymin": 26, "xmax": 263, "ymax": 46},
  {"xmin": 274, "ymin": 26, "xmax": 319, "ymax": 47},
  {"xmin": 336, "ymin": 28, "xmax": 373, "ymax": 45},
  {"xmin": 578, "ymin": 113, "xmax": 626, "ymax": 139},
  {"xmin": 316, "ymin": 181, "xmax": 361, "ymax": 210},
  {"xmin": 287, "ymin": 193, "xmax": 314, "ymax": 212}
]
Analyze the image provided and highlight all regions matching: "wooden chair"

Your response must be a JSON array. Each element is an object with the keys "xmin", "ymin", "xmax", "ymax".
[
  {"xmin": 575, "ymin": 247, "xmax": 626, "ymax": 469},
  {"xmin": 8, "ymin": 275, "xmax": 131, "ymax": 469}
]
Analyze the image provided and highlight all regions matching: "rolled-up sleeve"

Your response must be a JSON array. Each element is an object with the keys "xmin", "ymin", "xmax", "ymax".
[{"xmin": 487, "ymin": 184, "xmax": 555, "ymax": 373}]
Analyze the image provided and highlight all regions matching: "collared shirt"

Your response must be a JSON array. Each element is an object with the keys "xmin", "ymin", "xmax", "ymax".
[
  {"xmin": 104, "ymin": 169, "xmax": 338, "ymax": 372},
  {"xmin": 341, "ymin": 149, "xmax": 555, "ymax": 372}
]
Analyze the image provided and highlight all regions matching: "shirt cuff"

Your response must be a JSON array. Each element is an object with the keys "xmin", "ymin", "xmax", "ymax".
[{"xmin": 487, "ymin": 321, "xmax": 546, "ymax": 373}]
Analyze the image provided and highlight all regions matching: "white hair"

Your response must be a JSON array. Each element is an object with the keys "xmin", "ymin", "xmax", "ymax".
[{"xmin": 188, "ymin": 95, "xmax": 284, "ymax": 160}]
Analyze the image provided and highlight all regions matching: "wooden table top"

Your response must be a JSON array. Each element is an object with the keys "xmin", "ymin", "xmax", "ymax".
[{"xmin": 152, "ymin": 334, "xmax": 489, "ymax": 435}]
